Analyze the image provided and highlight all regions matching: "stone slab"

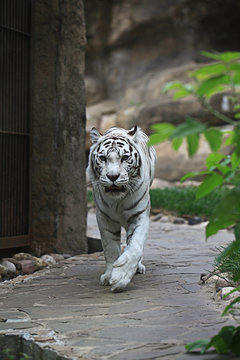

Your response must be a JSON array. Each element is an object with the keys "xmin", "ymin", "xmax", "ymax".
[{"xmin": 0, "ymin": 213, "xmax": 238, "ymax": 359}]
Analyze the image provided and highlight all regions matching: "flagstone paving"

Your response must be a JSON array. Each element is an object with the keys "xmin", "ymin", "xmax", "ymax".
[{"xmin": 0, "ymin": 213, "xmax": 238, "ymax": 359}]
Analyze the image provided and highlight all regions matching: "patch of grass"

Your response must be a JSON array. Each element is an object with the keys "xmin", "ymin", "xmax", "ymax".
[
  {"xmin": 215, "ymin": 246, "xmax": 240, "ymax": 282},
  {"xmin": 150, "ymin": 187, "xmax": 229, "ymax": 218},
  {"xmin": 87, "ymin": 190, "xmax": 94, "ymax": 204}
]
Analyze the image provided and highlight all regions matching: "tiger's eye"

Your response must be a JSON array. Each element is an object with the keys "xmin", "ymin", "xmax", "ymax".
[
  {"xmin": 99, "ymin": 155, "xmax": 106, "ymax": 162},
  {"xmin": 121, "ymin": 155, "xmax": 129, "ymax": 162}
]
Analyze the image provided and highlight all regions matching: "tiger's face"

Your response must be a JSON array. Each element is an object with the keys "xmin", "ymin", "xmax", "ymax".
[{"xmin": 91, "ymin": 135, "xmax": 140, "ymax": 197}]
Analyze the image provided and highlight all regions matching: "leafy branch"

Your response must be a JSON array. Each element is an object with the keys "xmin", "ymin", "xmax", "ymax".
[
  {"xmin": 149, "ymin": 51, "xmax": 240, "ymax": 357},
  {"xmin": 149, "ymin": 51, "xmax": 240, "ymax": 242}
]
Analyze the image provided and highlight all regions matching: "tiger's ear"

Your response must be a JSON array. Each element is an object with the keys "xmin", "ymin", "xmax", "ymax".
[
  {"xmin": 128, "ymin": 125, "xmax": 148, "ymax": 144},
  {"xmin": 128, "ymin": 125, "xmax": 138, "ymax": 136},
  {"xmin": 128, "ymin": 125, "xmax": 141, "ymax": 142},
  {"xmin": 90, "ymin": 127, "xmax": 102, "ymax": 144}
]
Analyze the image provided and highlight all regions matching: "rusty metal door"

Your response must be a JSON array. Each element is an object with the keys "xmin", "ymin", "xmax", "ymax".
[{"xmin": 0, "ymin": 0, "xmax": 31, "ymax": 249}]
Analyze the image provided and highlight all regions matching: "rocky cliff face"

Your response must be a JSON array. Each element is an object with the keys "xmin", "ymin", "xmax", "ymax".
[{"xmin": 84, "ymin": 0, "xmax": 239, "ymax": 180}]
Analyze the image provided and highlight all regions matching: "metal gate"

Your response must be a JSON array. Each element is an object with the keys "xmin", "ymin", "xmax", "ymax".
[{"xmin": 0, "ymin": 0, "xmax": 31, "ymax": 249}]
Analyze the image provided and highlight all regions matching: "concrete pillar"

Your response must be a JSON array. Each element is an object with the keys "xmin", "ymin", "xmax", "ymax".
[{"xmin": 31, "ymin": 0, "xmax": 87, "ymax": 255}]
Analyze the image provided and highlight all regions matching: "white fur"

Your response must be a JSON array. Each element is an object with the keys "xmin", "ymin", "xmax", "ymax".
[{"xmin": 88, "ymin": 126, "xmax": 156, "ymax": 292}]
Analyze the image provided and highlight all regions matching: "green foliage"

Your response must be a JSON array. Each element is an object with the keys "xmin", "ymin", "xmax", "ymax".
[
  {"xmin": 149, "ymin": 123, "xmax": 175, "ymax": 145},
  {"xmin": 149, "ymin": 50, "xmax": 240, "ymax": 274},
  {"xmin": 206, "ymin": 189, "xmax": 240, "ymax": 238},
  {"xmin": 150, "ymin": 187, "xmax": 228, "ymax": 217},
  {"xmin": 185, "ymin": 339, "xmax": 210, "ymax": 354},
  {"xmin": 196, "ymin": 173, "xmax": 223, "ymax": 199},
  {"xmin": 215, "ymin": 240, "xmax": 240, "ymax": 282},
  {"xmin": 204, "ymin": 128, "xmax": 223, "ymax": 152},
  {"xmin": 186, "ymin": 326, "xmax": 240, "ymax": 356},
  {"xmin": 149, "ymin": 50, "xmax": 240, "ymax": 356}
]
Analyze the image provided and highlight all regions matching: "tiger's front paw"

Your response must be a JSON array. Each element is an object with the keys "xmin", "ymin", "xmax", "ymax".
[
  {"xmin": 137, "ymin": 259, "xmax": 146, "ymax": 274},
  {"xmin": 109, "ymin": 252, "xmax": 138, "ymax": 292}
]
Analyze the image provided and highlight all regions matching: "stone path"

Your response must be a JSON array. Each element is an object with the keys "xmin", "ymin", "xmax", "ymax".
[{"xmin": 0, "ymin": 213, "xmax": 239, "ymax": 359}]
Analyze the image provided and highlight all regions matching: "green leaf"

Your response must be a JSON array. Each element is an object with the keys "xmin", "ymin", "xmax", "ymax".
[
  {"xmin": 148, "ymin": 123, "xmax": 175, "ymax": 146},
  {"xmin": 201, "ymin": 51, "xmax": 222, "ymax": 61},
  {"xmin": 204, "ymin": 128, "xmax": 223, "ymax": 152},
  {"xmin": 148, "ymin": 133, "xmax": 165, "ymax": 146},
  {"xmin": 180, "ymin": 170, "xmax": 210, "ymax": 182},
  {"xmin": 222, "ymin": 296, "xmax": 240, "ymax": 316},
  {"xmin": 190, "ymin": 63, "xmax": 226, "ymax": 80},
  {"xmin": 222, "ymin": 287, "xmax": 240, "ymax": 300},
  {"xmin": 162, "ymin": 82, "xmax": 193, "ymax": 99},
  {"xmin": 206, "ymin": 188, "xmax": 240, "ymax": 238},
  {"xmin": 172, "ymin": 137, "xmax": 183, "ymax": 151},
  {"xmin": 187, "ymin": 133, "xmax": 199, "ymax": 157},
  {"xmin": 233, "ymin": 71, "xmax": 240, "ymax": 84},
  {"xmin": 219, "ymin": 52, "xmax": 240, "ymax": 62},
  {"xmin": 185, "ymin": 339, "xmax": 210, "ymax": 354},
  {"xmin": 234, "ymin": 112, "xmax": 240, "ymax": 119},
  {"xmin": 201, "ymin": 51, "xmax": 240, "ymax": 63},
  {"xmin": 205, "ymin": 153, "xmax": 226, "ymax": 170},
  {"xmin": 224, "ymin": 131, "xmax": 234, "ymax": 146},
  {"xmin": 170, "ymin": 117, "xmax": 207, "ymax": 139},
  {"xmin": 206, "ymin": 326, "xmax": 236, "ymax": 354},
  {"xmin": 232, "ymin": 327, "xmax": 240, "ymax": 355},
  {"xmin": 162, "ymin": 81, "xmax": 184, "ymax": 93},
  {"xmin": 151, "ymin": 123, "xmax": 175, "ymax": 132},
  {"xmin": 207, "ymin": 216, "xmax": 236, "ymax": 238},
  {"xmin": 216, "ymin": 164, "xmax": 231, "ymax": 176},
  {"xmin": 231, "ymin": 150, "xmax": 240, "ymax": 170},
  {"xmin": 173, "ymin": 88, "xmax": 191, "ymax": 100},
  {"xmin": 186, "ymin": 326, "xmax": 240, "ymax": 355},
  {"xmin": 196, "ymin": 173, "xmax": 223, "ymax": 199},
  {"xmin": 230, "ymin": 63, "xmax": 240, "ymax": 71},
  {"xmin": 196, "ymin": 74, "xmax": 229, "ymax": 98}
]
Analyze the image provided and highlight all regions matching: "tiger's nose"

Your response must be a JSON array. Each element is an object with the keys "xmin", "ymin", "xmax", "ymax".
[{"xmin": 107, "ymin": 173, "xmax": 120, "ymax": 182}]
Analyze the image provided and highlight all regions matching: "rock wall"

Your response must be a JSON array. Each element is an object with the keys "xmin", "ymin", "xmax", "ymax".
[
  {"xmin": 84, "ymin": 0, "xmax": 240, "ymax": 105},
  {"xmin": 31, "ymin": 0, "xmax": 87, "ymax": 255},
  {"xmin": 84, "ymin": 0, "xmax": 239, "ymax": 180}
]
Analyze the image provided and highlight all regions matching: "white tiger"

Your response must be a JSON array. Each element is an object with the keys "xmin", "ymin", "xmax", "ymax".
[{"xmin": 87, "ymin": 126, "xmax": 156, "ymax": 292}]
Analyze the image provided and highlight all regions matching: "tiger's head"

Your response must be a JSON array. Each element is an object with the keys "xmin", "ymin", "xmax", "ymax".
[{"xmin": 88, "ymin": 126, "xmax": 150, "ymax": 198}]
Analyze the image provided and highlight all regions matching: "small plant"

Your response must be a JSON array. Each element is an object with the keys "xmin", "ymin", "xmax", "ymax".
[{"xmin": 149, "ymin": 50, "xmax": 240, "ymax": 356}]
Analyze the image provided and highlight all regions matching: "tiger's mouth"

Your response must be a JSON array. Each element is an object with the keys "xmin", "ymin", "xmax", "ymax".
[{"xmin": 105, "ymin": 185, "xmax": 126, "ymax": 193}]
